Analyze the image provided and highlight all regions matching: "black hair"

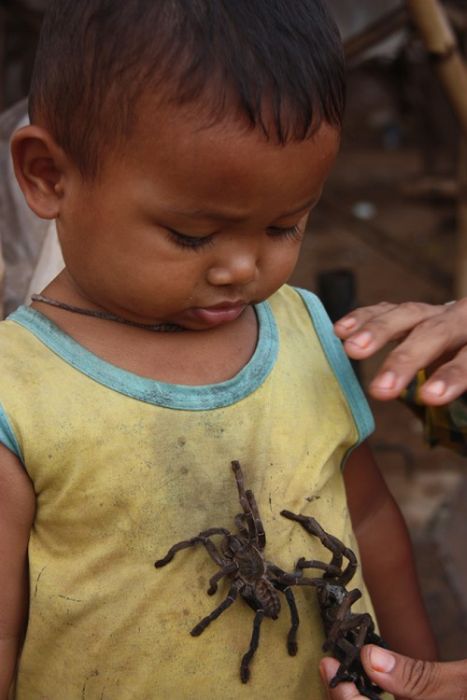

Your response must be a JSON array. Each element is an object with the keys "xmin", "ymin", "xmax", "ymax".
[{"xmin": 29, "ymin": 0, "xmax": 345, "ymax": 178}]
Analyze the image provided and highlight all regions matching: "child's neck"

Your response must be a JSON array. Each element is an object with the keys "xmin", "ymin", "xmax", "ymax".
[{"xmin": 31, "ymin": 276, "xmax": 259, "ymax": 386}]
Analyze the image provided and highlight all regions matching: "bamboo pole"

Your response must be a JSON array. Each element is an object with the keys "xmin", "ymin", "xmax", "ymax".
[
  {"xmin": 0, "ymin": 6, "xmax": 5, "ymax": 113},
  {"xmin": 456, "ymin": 24, "xmax": 467, "ymax": 298},
  {"xmin": 458, "ymin": 136, "xmax": 467, "ymax": 297},
  {"xmin": 406, "ymin": 0, "xmax": 467, "ymax": 136},
  {"xmin": 407, "ymin": 0, "xmax": 467, "ymax": 296}
]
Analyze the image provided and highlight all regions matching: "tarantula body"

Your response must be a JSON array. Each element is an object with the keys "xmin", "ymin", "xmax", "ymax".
[
  {"xmin": 280, "ymin": 510, "xmax": 386, "ymax": 700},
  {"xmin": 215, "ymin": 533, "xmax": 282, "ymax": 620},
  {"xmin": 155, "ymin": 461, "xmax": 323, "ymax": 682},
  {"xmin": 317, "ymin": 582, "xmax": 385, "ymax": 700},
  {"xmin": 155, "ymin": 461, "xmax": 385, "ymax": 696}
]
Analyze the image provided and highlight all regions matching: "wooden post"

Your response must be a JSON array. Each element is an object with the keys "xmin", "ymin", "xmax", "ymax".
[
  {"xmin": 406, "ymin": 0, "xmax": 467, "ymax": 296},
  {"xmin": 458, "ymin": 137, "xmax": 467, "ymax": 298},
  {"xmin": 457, "ymin": 21, "xmax": 467, "ymax": 299},
  {"xmin": 0, "ymin": 5, "xmax": 5, "ymax": 113},
  {"xmin": 406, "ymin": 0, "xmax": 467, "ymax": 135}
]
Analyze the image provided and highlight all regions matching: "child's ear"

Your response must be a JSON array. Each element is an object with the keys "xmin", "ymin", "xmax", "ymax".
[{"xmin": 11, "ymin": 125, "xmax": 68, "ymax": 220}]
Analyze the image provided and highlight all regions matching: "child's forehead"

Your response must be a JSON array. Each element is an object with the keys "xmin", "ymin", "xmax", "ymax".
[
  {"xmin": 133, "ymin": 94, "xmax": 339, "ymax": 169},
  {"xmin": 113, "ymin": 102, "xmax": 340, "ymax": 219}
]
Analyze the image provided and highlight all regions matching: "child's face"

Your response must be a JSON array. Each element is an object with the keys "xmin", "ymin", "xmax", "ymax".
[{"xmin": 57, "ymin": 102, "xmax": 339, "ymax": 330}]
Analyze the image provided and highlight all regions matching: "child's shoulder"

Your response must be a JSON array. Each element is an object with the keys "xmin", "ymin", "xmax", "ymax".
[
  {"xmin": 268, "ymin": 284, "xmax": 333, "ymax": 335},
  {"xmin": 0, "ymin": 308, "xmax": 36, "ymax": 350},
  {"xmin": 0, "ymin": 307, "xmax": 53, "ymax": 382},
  {"xmin": 269, "ymin": 284, "xmax": 326, "ymax": 313}
]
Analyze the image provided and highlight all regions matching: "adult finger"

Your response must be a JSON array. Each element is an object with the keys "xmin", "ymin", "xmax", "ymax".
[
  {"xmin": 333, "ymin": 302, "xmax": 398, "ymax": 340},
  {"xmin": 319, "ymin": 658, "xmax": 366, "ymax": 700},
  {"xmin": 417, "ymin": 345, "xmax": 467, "ymax": 404},
  {"xmin": 361, "ymin": 645, "xmax": 467, "ymax": 700},
  {"xmin": 336, "ymin": 302, "xmax": 445, "ymax": 361},
  {"xmin": 368, "ymin": 306, "xmax": 467, "ymax": 401}
]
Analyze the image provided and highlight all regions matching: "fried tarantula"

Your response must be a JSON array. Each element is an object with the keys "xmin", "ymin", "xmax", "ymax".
[
  {"xmin": 155, "ymin": 460, "xmax": 323, "ymax": 682},
  {"xmin": 155, "ymin": 460, "xmax": 385, "ymax": 697},
  {"xmin": 280, "ymin": 511, "xmax": 385, "ymax": 700}
]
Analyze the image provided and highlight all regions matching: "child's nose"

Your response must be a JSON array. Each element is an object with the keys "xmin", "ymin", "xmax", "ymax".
[{"xmin": 206, "ymin": 251, "xmax": 258, "ymax": 287}]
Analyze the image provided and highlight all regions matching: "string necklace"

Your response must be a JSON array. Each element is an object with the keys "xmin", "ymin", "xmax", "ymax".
[{"xmin": 31, "ymin": 294, "xmax": 185, "ymax": 333}]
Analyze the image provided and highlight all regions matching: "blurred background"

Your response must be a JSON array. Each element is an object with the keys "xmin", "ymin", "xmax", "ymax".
[{"xmin": 1, "ymin": 0, "xmax": 467, "ymax": 660}]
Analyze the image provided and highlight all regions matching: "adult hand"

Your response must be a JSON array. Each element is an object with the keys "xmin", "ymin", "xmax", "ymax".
[
  {"xmin": 334, "ymin": 300, "xmax": 467, "ymax": 405},
  {"xmin": 320, "ymin": 646, "xmax": 467, "ymax": 700}
]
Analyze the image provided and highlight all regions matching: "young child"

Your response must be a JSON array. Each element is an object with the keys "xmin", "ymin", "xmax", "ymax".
[{"xmin": 2, "ymin": 1, "xmax": 436, "ymax": 698}]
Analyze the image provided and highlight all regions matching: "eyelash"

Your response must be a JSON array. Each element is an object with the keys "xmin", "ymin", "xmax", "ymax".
[
  {"xmin": 166, "ymin": 229, "xmax": 215, "ymax": 251},
  {"xmin": 166, "ymin": 224, "xmax": 302, "ymax": 251},
  {"xmin": 267, "ymin": 225, "xmax": 302, "ymax": 241}
]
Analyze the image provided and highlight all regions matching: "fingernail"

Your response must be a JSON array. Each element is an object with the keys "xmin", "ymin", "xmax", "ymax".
[
  {"xmin": 424, "ymin": 380, "xmax": 447, "ymax": 397},
  {"xmin": 373, "ymin": 371, "xmax": 397, "ymax": 390},
  {"xmin": 347, "ymin": 331, "xmax": 372, "ymax": 349},
  {"xmin": 369, "ymin": 647, "xmax": 396, "ymax": 674},
  {"xmin": 336, "ymin": 317, "xmax": 356, "ymax": 329}
]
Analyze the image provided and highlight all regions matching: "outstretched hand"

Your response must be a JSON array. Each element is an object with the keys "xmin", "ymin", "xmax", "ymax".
[
  {"xmin": 334, "ymin": 300, "xmax": 467, "ymax": 405},
  {"xmin": 320, "ymin": 646, "xmax": 467, "ymax": 700}
]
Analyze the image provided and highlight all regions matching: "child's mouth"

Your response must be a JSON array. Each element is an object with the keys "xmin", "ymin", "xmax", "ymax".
[{"xmin": 187, "ymin": 302, "xmax": 247, "ymax": 326}]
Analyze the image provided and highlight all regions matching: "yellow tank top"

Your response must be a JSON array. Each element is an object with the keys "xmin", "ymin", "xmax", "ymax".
[{"xmin": 0, "ymin": 285, "xmax": 376, "ymax": 699}]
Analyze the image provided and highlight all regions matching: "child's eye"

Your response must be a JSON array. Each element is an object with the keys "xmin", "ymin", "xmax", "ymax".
[
  {"xmin": 267, "ymin": 225, "xmax": 302, "ymax": 241},
  {"xmin": 166, "ymin": 228, "xmax": 215, "ymax": 251}
]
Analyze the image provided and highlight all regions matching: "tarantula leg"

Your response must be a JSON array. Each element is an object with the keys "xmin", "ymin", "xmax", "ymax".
[
  {"xmin": 355, "ymin": 680, "xmax": 383, "ymax": 700},
  {"xmin": 246, "ymin": 489, "xmax": 266, "ymax": 549},
  {"xmin": 328, "ymin": 636, "xmax": 361, "ymax": 676},
  {"xmin": 155, "ymin": 528, "xmax": 229, "ymax": 567},
  {"xmin": 280, "ymin": 510, "xmax": 357, "ymax": 585},
  {"xmin": 268, "ymin": 563, "xmax": 325, "ymax": 588},
  {"xmin": 268, "ymin": 576, "xmax": 300, "ymax": 655},
  {"xmin": 329, "ymin": 539, "xmax": 357, "ymax": 586},
  {"xmin": 296, "ymin": 557, "xmax": 341, "ymax": 578},
  {"xmin": 353, "ymin": 614, "xmax": 375, "ymax": 649},
  {"xmin": 207, "ymin": 562, "xmax": 237, "ymax": 595},
  {"xmin": 330, "ymin": 588, "xmax": 361, "ymax": 621},
  {"xmin": 191, "ymin": 582, "xmax": 240, "ymax": 637},
  {"xmin": 240, "ymin": 609, "xmax": 264, "ymax": 683},
  {"xmin": 282, "ymin": 586, "xmax": 299, "ymax": 655},
  {"xmin": 328, "ymin": 639, "xmax": 383, "ymax": 699},
  {"xmin": 280, "ymin": 510, "xmax": 342, "ymax": 567},
  {"xmin": 234, "ymin": 513, "xmax": 249, "ymax": 538},
  {"xmin": 328, "ymin": 641, "xmax": 360, "ymax": 685},
  {"xmin": 231, "ymin": 461, "xmax": 266, "ymax": 549},
  {"xmin": 231, "ymin": 461, "xmax": 251, "ymax": 517},
  {"xmin": 323, "ymin": 589, "xmax": 362, "ymax": 650},
  {"xmin": 329, "ymin": 612, "xmax": 374, "ymax": 657}
]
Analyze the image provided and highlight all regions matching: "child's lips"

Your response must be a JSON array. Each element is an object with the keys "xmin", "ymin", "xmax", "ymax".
[{"xmin": 187, "ymin": 302, "xmax": 247, "ymax": 326}]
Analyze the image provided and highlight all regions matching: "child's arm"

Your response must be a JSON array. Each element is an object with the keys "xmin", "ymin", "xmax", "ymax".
[
  {"xmin": 344, "ymin": 442, "xmax": 437, "ymax": 664},
  {"xmin": 0, "ymin": 444, "xmax": 35, "ymax": 698}
]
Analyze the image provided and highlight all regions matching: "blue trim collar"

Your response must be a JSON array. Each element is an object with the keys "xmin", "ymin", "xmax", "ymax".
[{"xmin": 8, "ymin": 303, "xmax": 278, "ymax": 411}]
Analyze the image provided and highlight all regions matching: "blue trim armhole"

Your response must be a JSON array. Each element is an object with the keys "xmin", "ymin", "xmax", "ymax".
[
  {"xmin": 295, "ymin": 288, "xmax": 375, "ymax": 446},
  {"xmin": 0, "ymin": 402, "xmax": 23, "ymax": 461}
]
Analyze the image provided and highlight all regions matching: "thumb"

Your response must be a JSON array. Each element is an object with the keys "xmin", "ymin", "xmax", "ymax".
[{"xmin": 361, "ymin": 645, "xmax": 467, "ymax": 700}]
